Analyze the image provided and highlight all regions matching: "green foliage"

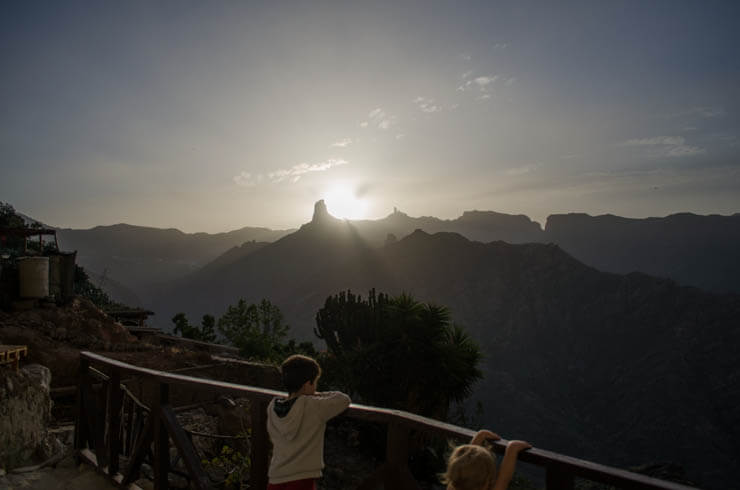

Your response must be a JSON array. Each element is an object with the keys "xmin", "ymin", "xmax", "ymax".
[
  {"xmin": 0, "ymin": 202, "xmax": 30, "ymax": 255},
  {"xmin": 218, "ymin": 299, "xmax": 289, "ymax": 361},
  {"xmin": 202, "ymin": 443, "xmax": 250, "ymax": 489},
  {"xmin": 172, "ymin": 313, "xmax": 217, "ymax": 343},
  {"xmin": 213, "ymin": 298, "xmax": 317, "ymax": 362},
  {"xmin": 315, "ymin": 289, "xmax": 482, "ymax": 418},
  {"xmin": 173, "ymin": 299, "xmax": 316, "ymax": 361},
  {"xmin": 73, "ymin": 265, "xmax": 115, "ymax": 308}
]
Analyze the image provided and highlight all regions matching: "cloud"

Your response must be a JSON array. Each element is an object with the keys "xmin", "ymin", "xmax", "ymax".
[
  {"xmin": 368, "ymin": 108, "xmax": 383, "ymax": 119},
  {"xmin": 233, "ymin": 171, "xmax": 259, "ymax": 187},
  {"xmin": 666, "ymin": 145, "xmax": 706, "ymax": 157},
  {"xmin": 505, "ymin": 163, "xmax": 542, "ymax": 176},
  {"xmin": 413, "ymin": 96, "xmax": 442, "ymax": 113},
  {"xmin": 474, "ymin": 76, "xmax": 497, "ymax": 87},
  {"xmin": 363, "ymin": 107, "xmax": 397, "ymax": 130},
  {"xmin": 329, "ymin": 138, "xmax": 352, "ymax": 148},
  {"xmin": 694, "ymin": 107, "xmax": 724, "ymax": 118},
  {"xmin": 457, "ymin": 74, "xmax": 500, "ymax": 94},
  {"xmin": 378, "ymin": 119, "xmax": 394, "ymax": 130},
  {"xmin": 504, "ymin": 77, "xmax": 517, "ymax": 86},
  {"xmin": 493, "ymin": 43, "xmax": 509, "ymax": 49},
  {"xmin": 460, "ymin": 53, "xmax": 472, "ymax": 61},
  {"xmin": 235, "ymin": 159, "xmax": 349, "ymax": 187},
  {"xmin": 461, "ymin": 70, "xmax": 473, "ymax": 79},
  {"xmin": 664, "ymin": 106, "xmax": 725, "ymax": 119},
  {"xmin": 621, "ymin": 135, "xmax": 706, "ymax": 158},
  {"xmin": 268, "ymin": 158, "xmax": 349, "ymax": 183},
  {"xmin": 622, "ymin": 136, "xmax": 686, "ymax": 146}
]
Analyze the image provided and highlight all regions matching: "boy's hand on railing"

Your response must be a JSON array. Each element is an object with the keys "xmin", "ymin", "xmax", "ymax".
[
  {"xmin": 506, "ymin": 440, "xmax": 532, "ymax": 454},
  {"xmin": 471, "ymin": 429, "xmax": 501, "ymax": 446}
]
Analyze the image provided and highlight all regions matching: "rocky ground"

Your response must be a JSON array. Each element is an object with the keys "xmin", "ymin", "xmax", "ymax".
[
  {"xmin": 0, "ymin": 297, "xmax": 397, "ymax": 490},
  {"xmin": 0, "ymin": 454, "xmax": 114, "ymax": 490},
  {"xmin": 0, "ymin": 298, "xmax": 214, "ymax": 388},
  {"xmin": 0, "ymin": 297, "xmax": 471, "ymax": 490}
]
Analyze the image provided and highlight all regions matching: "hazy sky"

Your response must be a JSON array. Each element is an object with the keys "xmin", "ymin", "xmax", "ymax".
[{"xmin": 2, "ymin": 1, "xmax": 739, "ymax": 232}]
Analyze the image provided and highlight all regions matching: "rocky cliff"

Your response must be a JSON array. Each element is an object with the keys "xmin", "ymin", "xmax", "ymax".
[{"xmin": 159, "ymin": 212, "xmax": 740, "ymax": 488}]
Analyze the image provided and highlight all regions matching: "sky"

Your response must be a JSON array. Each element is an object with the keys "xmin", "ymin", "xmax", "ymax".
[{"xmin": 1, "ymin": 1, "xmax": 739, "ymax": 232}]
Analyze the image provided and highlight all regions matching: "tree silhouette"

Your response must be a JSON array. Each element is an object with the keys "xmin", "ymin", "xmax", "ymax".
[
  {"xmin": 172, "ymin": 312, "xmax": 217, "ymax": 343},
  {"xmin": 217, "ymin": 298, "xmax": 291, "ymax": 361},
  {"xmin": 315, "ymin": 289, "xmax": 482, "ymax": 419}
]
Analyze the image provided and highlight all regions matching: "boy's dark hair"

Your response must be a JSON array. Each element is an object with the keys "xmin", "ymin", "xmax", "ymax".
[{"xmin": 281, "ymin": 354, "xmax": 321, "ymax": 394}]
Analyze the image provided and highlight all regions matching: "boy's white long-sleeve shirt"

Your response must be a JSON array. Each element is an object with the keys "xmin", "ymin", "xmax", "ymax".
[{"xmin": 266, "ymin": 391, "xmax": 351, "ymax": 484}]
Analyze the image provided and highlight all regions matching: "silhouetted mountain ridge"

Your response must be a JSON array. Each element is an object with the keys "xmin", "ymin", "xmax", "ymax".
[
  {"xmin": 158, "ymin": 211, "xmax": 739, "ymax": 487},
  {"xmin": 49, "ymin": 204, "xmax": 740, "ymax": 300},
  {"xmin": 544, "ymin": 211, "xmax": 740, "ymax": 293},
  {"xmin": 56, "ymin": 223, "xmax": 294, "ymax": 297}
]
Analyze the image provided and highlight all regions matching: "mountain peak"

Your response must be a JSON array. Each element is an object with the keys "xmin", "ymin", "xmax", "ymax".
[
  {"xmin": 312, "ymin": 200, "xmax": 331, "ymax": 224},
  {"xmin": 309, "ymin": 199, "xmax": 345, "ymax": 227}
]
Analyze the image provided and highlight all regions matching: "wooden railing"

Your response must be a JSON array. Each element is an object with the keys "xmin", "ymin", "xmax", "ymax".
[{"xmin": 74, "ymin": 351, "xmax": 696, "ymax": 490}]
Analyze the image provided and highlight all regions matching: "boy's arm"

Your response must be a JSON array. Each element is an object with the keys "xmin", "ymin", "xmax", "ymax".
[
  {"xmin": 313, "ymin": 391, "xmax": 351, "ymax": 421},
  {"xmin": 492, "ymin": 440, "xmax": 532, "ymax": 490}
]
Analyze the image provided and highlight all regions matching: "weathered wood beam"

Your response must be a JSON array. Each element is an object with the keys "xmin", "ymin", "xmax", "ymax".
[
  {"xmin": 121, "ymin": 412, "xmax": 155, "ymax": 486},
  {"xmin": 73, "ymin": 357, "xmax": 91, "ymax": 463},
  {"xmin": 547, "ymin": 463, "xmax": 575, "ymax": 490},
  {"xmin": 160, "ymin": 405, "xmax": 212, "ymax": 490},
  {"xmin": 250, "ymin": 399, "xmax": 270, "ymax": 490},
  {"xmin": 154, "ymin": 383, "xmax": 170, "ymax": 490},
  {"xmin": 78, "ymin": 351, "xmax": 699, "ymax": 490},
  {"xmin": 106, "ymin": 369, "xmax": 123, "ymax": 475}
]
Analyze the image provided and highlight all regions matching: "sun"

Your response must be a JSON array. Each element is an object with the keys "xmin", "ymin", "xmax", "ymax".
[{"xmin": 324, "ymin": 186, "xmax": 369, "ymax": 220}]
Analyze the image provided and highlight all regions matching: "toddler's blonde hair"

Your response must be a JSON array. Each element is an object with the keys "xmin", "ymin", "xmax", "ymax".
[{"xmin": 441, "ymin": 444, "xmax": 497, "ymax": 490}]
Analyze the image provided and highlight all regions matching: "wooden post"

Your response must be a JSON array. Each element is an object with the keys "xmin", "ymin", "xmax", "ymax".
[
  {"xmin": 154, "ymin": 383, "xmax": 170, "ymax": 490},
  {"xmin": 250, "ymin": 400, "xmax": 270, "ymax": 490},
  {"xmin": 546, "ymin": 463, "xmax": 575, "ymax": 490},
  {"xmin": 121, "ymin": 413, "xmax": 155, "ymax": 486},
  {"xmin": 93, "ymin": 381, "xmax": 108, "ymax": 469},
  {"xmin": 74, "ymin": 357, "xmax": 91, "ymax": 464},
  {"xmin": 160, "ymin": 405, "xmax": 211, "ymax": 490},
  {"xmin": 124, "ymin": 395, "xmax": 135, "ymax": 456},
  {"xmin": 107, "ymin": 369, "xmax": 123, "ymax": 475},
  {"xmin": 385, "ymin": 423, "xmax": 420, "ymax": 490}
]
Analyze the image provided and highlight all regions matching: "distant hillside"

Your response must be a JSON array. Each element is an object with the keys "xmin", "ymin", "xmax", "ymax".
[
  {"xmin": 52, "ymin": 204, "xmax": 740, "ymax": 304},
  {"xmin": 189, "ymin": 208, "xmax": 740, "ymax": 296},
  {"xmin": 56, "ymin": 223, "xmax": 293, "ymax": 298},
  {"xmin": 348, "ymin": 208, "xmax": 544, "ymax": 245},
  {"xmin": 157, "ymin": 201, "xmax": 740, "ymax": 489},
  {"xmin": 544, "ymin": 212, "xmax": 740, "ymax": 294},
  {"xmin": 194, "ymin": 240, "xmax": 270, "ymax": 276},
  {"xmin": 85, "ymin": 269, "xmax": 143, "ymax": 308}
]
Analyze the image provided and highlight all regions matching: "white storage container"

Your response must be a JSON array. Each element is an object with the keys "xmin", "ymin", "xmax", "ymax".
[{"xmin": 18, "ymin": 256, "xmax": 49, "ymax": 298}]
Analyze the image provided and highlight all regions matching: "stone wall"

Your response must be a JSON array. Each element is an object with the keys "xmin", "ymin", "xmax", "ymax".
[{"xmin": 0, "ymin": 365, "xmax": 52, "ymax": 469}]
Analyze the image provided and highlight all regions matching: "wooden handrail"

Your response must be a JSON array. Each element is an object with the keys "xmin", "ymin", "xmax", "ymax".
[{"xmin": 75, "ymin": 351, "xmax": 697, "ymax": 490}]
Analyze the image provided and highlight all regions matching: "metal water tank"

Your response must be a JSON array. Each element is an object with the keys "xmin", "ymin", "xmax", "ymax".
[{"xmin": 18, "ymin": 256, "xmax": 49, "ymax": 298}]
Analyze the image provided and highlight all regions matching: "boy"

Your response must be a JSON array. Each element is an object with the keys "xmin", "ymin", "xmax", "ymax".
[{"xmin": 266, "ymin": 354, "xmax": 351, "ymax": 490}]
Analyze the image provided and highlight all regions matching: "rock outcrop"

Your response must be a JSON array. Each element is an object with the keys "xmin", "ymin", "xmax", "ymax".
[{"xmin": 0, "ymin": 364, "xmax": 52, "ymax": 469}]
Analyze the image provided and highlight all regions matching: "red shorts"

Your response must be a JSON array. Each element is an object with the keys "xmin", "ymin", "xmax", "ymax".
[{"xmin": 267, "ymin": 479, "xmax": 316, "ymax": 490}]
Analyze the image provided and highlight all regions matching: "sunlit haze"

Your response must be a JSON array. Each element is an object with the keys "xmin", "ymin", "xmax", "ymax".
[
  {"xmin": 1, "ymin": 2, "xmax": 738, "ymax": 232},
  {"xmin": 324, "ymin": 185, "xmax": 370, "ymax": 221}
]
